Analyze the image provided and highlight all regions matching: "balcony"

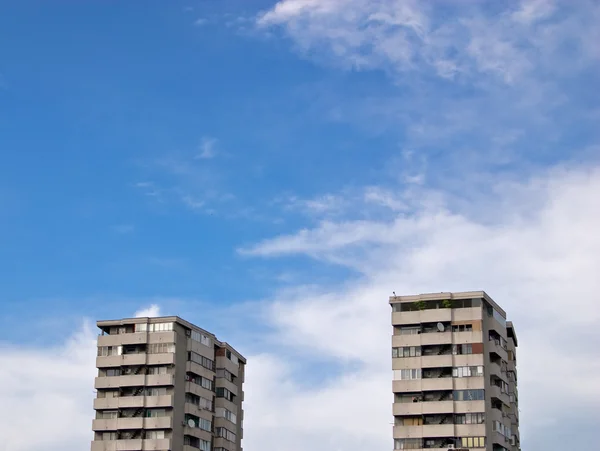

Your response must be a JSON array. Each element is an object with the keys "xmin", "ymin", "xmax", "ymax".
[
  {"xmin": 98, "ymin": 333, "xmax": 148, "ymax": 347},
  {"xmin": 217, "ymin": 356, "xmax": 240, "ymax": 377},
  {"xmin": 93, "ymin": 395, "xmax": 173, "ymax": 410},
  {"xmin": 147, "ymin": 353, "xmax": 175, "ymax": 366},
  {"xmin": 490, "ymin": 385, "xmax": 510, "ymax": 406},
  {"xmin": 183, "ymin": 425, "xmax": 212, "ymax": 441},
  {"xmin": 90, "ymin": 438, "xmax": 172, "ymax": 451},
  {"xmin": 95, "ymin": 375, "xmax": 146, "ymax": 389},
  {"xmin": 488, "ymin": 339, "xmax": 508, "ymax": 361},
  {"xmin": 453, "ymin": 377, "xmax": 484, "ymax": 391},
  {"xmin": 146, "ymin": 374, "xmax": 175, "ymax": 386},
  {"xmin": 422, "ymin": 378, "xmax": 453, "ymax": 391},
  {"xmin": 393, "ymin": 400, "xmax": 454, "ymax": 416},
  {"xmin": 97, "ymin": 354, "xmax": 147, "ymax": 368},
  {"xmin": 213, "ymin": 436, "xmax": 235, "ymax": 449},
  {"xmin": 422, "ymin": 355, "xmax": 452, "ymax": 368},
  {"xmin": 453, "ymin": 354, "xmax": 484, "ymax": 368},
  {"xmin": 393, "ymin": 425, "xmax": 422, "ymax": 439},
  {"xmin": 392, "ymin": 308, "xmax": 452, "ymax": 326},
  {"xmin": 452, "ymin": 307, "xmax": 483, "ymax": 322},
  {"xmin": 455, "ymin": 423, "xmax": 485, "ymax": 437},
  {"xmin": 453, "ymin": 330, "xmax": 483, "ymax": 344},
  {"xmin": 215, "ymin": 376, "xmax": 238, "ymax": 396},
  {"xmin": 422, "ymin": 424, "xmax": 455, "ymax": 437},
  {"xmin": 454, "ymin": 400, "xmax": 485, "ymax": 413}
]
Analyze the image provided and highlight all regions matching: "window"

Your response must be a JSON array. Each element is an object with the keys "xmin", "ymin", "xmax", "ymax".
[
  {"xmin": 199, "ymin": 440, "xmax": 211, "ymax": 451},
  {"xmin": 146, "ymin": 387, "xmax": 167, "ymax": 396},
  {"xmin": 186, "ymin": 372, "xmax": 214, "ymax": 391},
  {"xmin": 217, "ymin": 368, "xmax": 235, "ymax": 382},
  {"xmin": 146, "ymin": 430, "xmax": 165, "ymax": 439},
  {"xmin": 452, "ymin": 344, "xmax": 472, "ymax": 355},
  {"xmin": 135, "ymin": 322, "xmax": 173, "ymax": 332},
  {"xmin": 145, "ymin": 409, "xmax": 167, "ymax": 417},
  {"xmin": 184, "ymin": 436, "xmax": 199, "ymax": 447},
  {"xmin": 394, "ymin": 438, "xmax": 423, "ymax": 449},
  {"xmin": 191, "ymin": 330, "xmax": 212, "ymax": 347},
  {"xmin": 453, "ymin": 389, "xmax": 485, "ymax": 401},
  {"xmin": 455, "ymin": 413, "xmax": 485, "ymax": 424},
  {"xmin": 97, "ymin": 346, "xmax": 122, "ymax": 357},
  {"xmin": 105, "ymin": 368, "xmax": 121, "ymax": 377},
  {"xmin": 393, "ymin": 369, "xmax": 421, "ymax": 380},
  {"xmin": 216, "ymin": 407, "xmax": 237, "ymax": 424},
  {"xmin": 493, "ymin": 308, "xmax": 507, "ymax": 327},
  {"xmin": 396, "ymin": 326, "xmax": 420, "ymax": 335},
  {"xmin": 185, "ymin": 414, "xmax": 212, "ymax": 431},
  {"xmin": 188, "ymin": 351, "xmax": 215, "ymax": 371},
  {"xmin": 392, "ymin": 346, "xmax": 421, "ymax": 358},
  {"xmin": 452, "ymin": 324, "xmax": 473, "ymax": 332},
  {"xmin": 98, "ymin": 390, "xmax": 119, "ymax": 399},
  {"xmin": 148, "ymin": 343, "xmax": 175, "ymax": 354},
  {"xmin": 214, "ymin": 448, "xmax": 230, "ymax": 451},
  {"xmin": 494, "ymin": 421, "xmax": 512, "ymax": 438},
  {"xmin": 216, "ymin": 387, "xmax": 235, "ymax": 402},
  {"xmin": 461, "ymin": 437, "xmax": 485, "ymax": 448},
  {"xmin": 453, "ymin": 366, "xmax": 484, "ymax": 378},
  {"xmin": 101, "ymin": 432, "xmax": 117, "ymax": 440},
  {"xmin": 225, "ymin": 349, "xmax": 239, "ymax": 366},
  {"xmin": 397, "ymin": 416, "xmax": 422, "ymax": 426},
  {"xmin": 216, "ymin": 427, "xmax": 237, "ymax": 442},
  {"xmin": 147, "ymin": 366, "xmax": 169, "ymax": 375},
  {"xmin": 186, "ymin": 393, "xmax": 213, "ymax": 411},
  {"xmin": 98, "ymin": 411, "xmax": 118, "ymax": 419},
  {"xmin": 395, "ymin": 393, "xmax": 422, "ymax": 403}
]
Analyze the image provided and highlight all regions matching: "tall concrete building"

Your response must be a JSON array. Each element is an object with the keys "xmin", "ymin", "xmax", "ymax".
[
  {"xmin": 390, "ymin": 291, "xmax": 519, "ymax": 451},
  {"xmin": 91, "ymin": 316, "xmax": 245, "ymax": 451}
]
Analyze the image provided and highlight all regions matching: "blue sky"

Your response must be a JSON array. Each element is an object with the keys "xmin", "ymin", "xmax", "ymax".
[{"xmin": 1, "ymin": 1, "xmax": 600, "ymax": 450}]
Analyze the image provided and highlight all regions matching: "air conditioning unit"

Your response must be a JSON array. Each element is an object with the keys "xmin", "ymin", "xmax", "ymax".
[{"xmin": 447, "ymin": 445, "xmax": 455, "ymax": 449}]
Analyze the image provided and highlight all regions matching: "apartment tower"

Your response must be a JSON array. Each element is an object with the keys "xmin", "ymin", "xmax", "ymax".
[
  {"xmin": 390, "ymin": 291, "xmax": 519, "ymax": 451},
  {"xmin": 91, "ymin": 316, "xmax": 245, "ymax": 451}
]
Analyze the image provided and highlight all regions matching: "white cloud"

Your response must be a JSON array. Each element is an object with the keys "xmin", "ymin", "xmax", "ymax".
[
  {"xmin": 1, "ymin": 163, "xmax": 600, "ymax": 451},
  {"xmin": 134, "ymin": 304, "xmax": 161, "ymax": 318},
  {"xmin": 0, "ymin": 322, "xmax": 97, "ymax": 451},
  {"xmin": 240, "ymin": 163, "xmax": 600, "ymax": 450},
  {"xmin": 257, "ymin": 0, "xmax": 600, "ymax": 84},
  {"xmin": 196, "ymin": 136, "xmax": 218, "ymax": 159}
]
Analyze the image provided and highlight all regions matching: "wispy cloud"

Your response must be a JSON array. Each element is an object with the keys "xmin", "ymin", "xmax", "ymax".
[
  {"xmin": 110, "ymin": 224, "xmax": 135, "ymax": 234},
  {"xmin": 195, "ymin": 136, "xmax": 218, "ymax": 159},
  {"xmin": 257, "ymin": 0, "xmax": 600, "ymax": 83},
  {"xmin": 134, "ymin": 138, "xmax": 238, "ymax": 215},
  {"xmin": 134, "ymin": 304, "xmax": 161, "ymax": 318},
  {"xmin": 240, "ymin": 163, "xmax": 600, "ymax": 450}
]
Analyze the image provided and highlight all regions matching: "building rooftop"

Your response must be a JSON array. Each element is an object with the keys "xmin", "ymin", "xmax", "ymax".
[
  {"xmin": 388, "ymin": 290, "xmax": 507, "ymax": 318},
  {"xmin": 97, "ymin": 315, "xmax": 246, "ymax": 362}
]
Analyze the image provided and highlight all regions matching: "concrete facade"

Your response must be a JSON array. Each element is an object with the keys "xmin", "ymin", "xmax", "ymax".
[
  {"xmin": 91, "ymin": 316, "xmax": 245, "ymax": 451},
  {"xmin": 390, "ymin": 292, "xmax": 520, "ymax": 451}
]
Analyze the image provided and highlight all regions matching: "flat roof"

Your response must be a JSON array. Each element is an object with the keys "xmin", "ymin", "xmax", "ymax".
[
  {"xmin": 388, "ymin": 290, "xmax": 507, "ymax": 318},
  {"xmin": 97, "ymin": 315, "xmax": 246, "ymax": 362}
]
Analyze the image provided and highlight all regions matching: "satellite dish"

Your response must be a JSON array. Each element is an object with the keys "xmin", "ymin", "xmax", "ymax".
[
  {"xmin": 188, "ymin": 419, "xmax": 196, "ymax": 428},
  {"xmin": 437, "ymin": 322, "xmax": 445, "ymax": 332}
]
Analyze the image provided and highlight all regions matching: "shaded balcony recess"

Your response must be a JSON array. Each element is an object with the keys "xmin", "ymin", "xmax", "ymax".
[
  {"xmin": 395, "ymin": 390, "xmax": 453, "ymax": 403},
  {"xmin": 423, "ymin": 367, "xmax": 453, "ymax": 379},
  {"xmin": 423, "ymin": 437, "xmax": 457, "ymax": 448},
  {"xmin": 422, "ymin": 344, "xmax": 453, "ymax": 356}
]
